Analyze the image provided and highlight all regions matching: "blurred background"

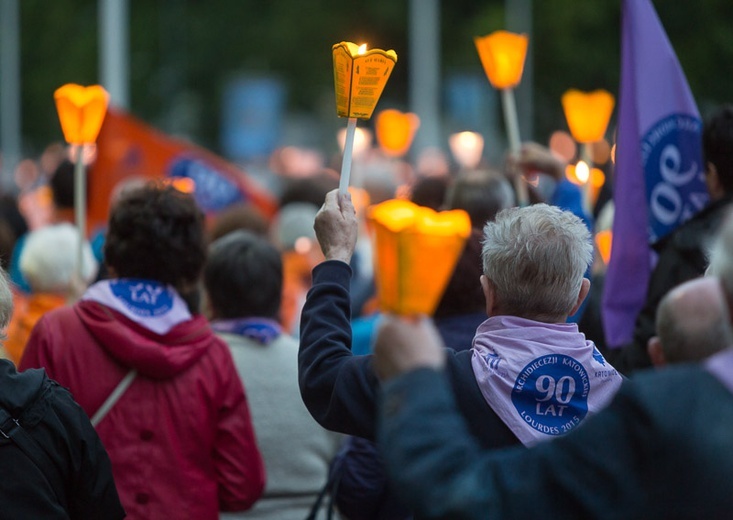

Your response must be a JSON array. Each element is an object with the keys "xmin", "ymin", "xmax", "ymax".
[{"xmin": 1, "ymin": 0, "xmax": 732, "ymax": 187}]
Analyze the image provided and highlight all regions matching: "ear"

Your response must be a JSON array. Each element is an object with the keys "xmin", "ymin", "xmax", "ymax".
[
  {"xmin": 706, "ymin": 162, "xmax": 725, "ymax": 199},
  {"xmin": 480, "ymin": 275, "xmax": 497, "ymax": 317},
  {"xmin": 568, "ymin": 278, "xmax": 591, "ymax": 317},
  {"xmin": 647, "ymin": 336, "xmax": 667, "ymax": 368}
]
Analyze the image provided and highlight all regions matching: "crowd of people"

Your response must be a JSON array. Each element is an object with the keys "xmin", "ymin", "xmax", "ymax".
[{"xmin": 0, "ymin": 104, "xmax": 732, "ymax": 519}]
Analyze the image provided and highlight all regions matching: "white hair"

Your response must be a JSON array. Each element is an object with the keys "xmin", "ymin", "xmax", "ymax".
[
  {"xmin": 482, "ymin": 203, "xmax": 593, "ymax": 320},
  {"xmin": 19, "ymin": 223, "xmax": 98, "ymax": 293},
  {"xmin": 707, "ymin": 208, "xmax": 733, "ymax": 293},
  {"xmin": 0, "ymin": 267, "xmax": 13, "ymax": 334}
]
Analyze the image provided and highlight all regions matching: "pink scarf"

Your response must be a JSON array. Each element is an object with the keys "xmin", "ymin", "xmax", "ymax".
[{"xmin": 471, "ymin": 315, "xmax": 624, "ymax": 446}]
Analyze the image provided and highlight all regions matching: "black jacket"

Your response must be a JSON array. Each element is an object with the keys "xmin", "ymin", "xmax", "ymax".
[
  {"xmin": 0, "ymin": 359, "xmax": 125, "ymax": 519},
  {"xmin": 611, "ymin": 196, "xmax": 733, "ymax": 373}
]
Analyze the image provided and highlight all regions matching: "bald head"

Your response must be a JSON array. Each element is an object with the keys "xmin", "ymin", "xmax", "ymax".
[{"xmin": 649, "ymin": 277, "xmax": 733, "ymax": 366}]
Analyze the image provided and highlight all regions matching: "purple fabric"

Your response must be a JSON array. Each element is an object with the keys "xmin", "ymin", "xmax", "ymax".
[
  {"xmin": 470, "ymin": 316, "xmax": 623, "ymax": 446},
  {"xmin": 602, "ymin": 0, "xmax": 707, "ymax": 348},
  {"xmin": 211, "ymin": 317, "xmax": 281, "ymax": 345},
  {"xmin": 706, "ymin": 348, "xmax": 733, "ymax": 395}
]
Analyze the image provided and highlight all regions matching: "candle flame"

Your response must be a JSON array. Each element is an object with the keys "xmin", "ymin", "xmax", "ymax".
[
  {"xmin": 358, "ymin": 44, "xmax": 367, "ymax": 55},
  {"xmin": 575, "ymin": 160, "xmax": 590, "ymax": 183}
]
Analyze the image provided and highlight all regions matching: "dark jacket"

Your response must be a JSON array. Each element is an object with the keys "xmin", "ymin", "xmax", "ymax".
[
  {"xmin": 379, "ymin": 359, "xmax": 733, "ymax": 519},
  {"xmin": 612, "ymin": 196, "xmax": 733, "ymax": 373},
  {"xmin": 0, "ymin": 359, "xmax": 124, "ymax": 519},
  {"xmin": 298, "ymin": 260, "xmax": 518, "ymax": 448}
]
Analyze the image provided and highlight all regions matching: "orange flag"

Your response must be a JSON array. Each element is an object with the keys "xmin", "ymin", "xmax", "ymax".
[{"xmin": 89, "ymin": 107, "xmax": 277, "ymax": 233}]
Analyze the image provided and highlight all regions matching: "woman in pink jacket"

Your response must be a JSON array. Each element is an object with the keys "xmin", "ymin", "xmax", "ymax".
[{"xmin": 20, "ymin": 183, "xmax": 266, "ymax": 519}]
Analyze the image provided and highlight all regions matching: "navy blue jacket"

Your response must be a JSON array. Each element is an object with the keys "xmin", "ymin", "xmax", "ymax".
[{"xmin": 298, "ymin": 260, "xmax": 519, "ymax": 448}]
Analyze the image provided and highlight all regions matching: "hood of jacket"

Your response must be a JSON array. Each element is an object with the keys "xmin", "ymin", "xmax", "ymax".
[
  {"xmin": 0, "ymin": 359, "xmax": 46, "ymax": 414},
  {"xmin": 75, "ymin": 300, "xmax": 216, "ymax": 379}
]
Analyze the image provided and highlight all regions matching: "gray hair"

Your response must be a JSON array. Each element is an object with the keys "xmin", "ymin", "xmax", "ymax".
[
  {"xmin": 482, "ymin": 203, "xmax": 593, "ymax": 320},
  {"xmin": 708, "ymin": 208, "xmax": 733, "ymax": 296},
  {"xmin": 0, "ymin": 267, "xmax": 13, "ymax": 337}
]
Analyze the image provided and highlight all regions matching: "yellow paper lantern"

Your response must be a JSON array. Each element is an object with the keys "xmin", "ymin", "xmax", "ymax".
[
  {"xmin": 54, "ymin": 84, "xmax": 110, "ymax": 144},
  {"xmin": 332, "ymin": 42, "xmax": 398, "ymax": 120},
  {"xmin": 561, "ymin": 89, "xmax": 615, "ymax": 144},
  {"xmin": 474, "ymin": 31, "xmax": 528, "ymax": 90},
  {"xmin": 565, "ymin": 163, "xmax": 606, "ymax": 205},
  {"xmin": 368, "ymin": 199, "xmax": 471, "ymax": 316},
  {"xmin": 375, "ymin": 109, "xmax": 420, "ymax": 157},
  {"xmin": 595, "ymin": 229, "xmax": 613, "ymax": 266}
]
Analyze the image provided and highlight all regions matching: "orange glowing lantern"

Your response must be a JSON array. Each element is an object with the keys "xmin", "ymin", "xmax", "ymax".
[
  {"xmin": 561, "ymin": 89, "xmax": 615, "ymax": 144},
  {"xmin": 595, "ymin": 229, "xmax": 613, "ymax": 266},
  {"xmin": 565, "ymin": 163, "xmax": 606, "ymax": 205},
  {"xmin": 368, "ymin": 200, "xmax": 471, "ymax": 316},
  {"xmin": 332, "ymin": 42, "xmax": 398, "ymax": 120},
  {"xmin": 375, "ymin": 109, "xmax": 420, "ymax": 157},
  {"xmin": 54, "ymin": 84, "xmax": 110, "ymax": 144},
  {"xmin": 474, "ymin": 31, "xmax": 528, "ymax": 90}
]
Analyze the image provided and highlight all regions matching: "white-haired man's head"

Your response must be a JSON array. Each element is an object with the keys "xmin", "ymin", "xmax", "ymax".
[
  {"xmin": 0, "ymin": 267, "xmax": 13, "ymax": 338},
  {"xmin": 481, "ymin": 203, "xmax": 593, "ymax": 322},
  {"xmin": 20, "ymin": 223, "xmax": 98, "ymax": 294}
]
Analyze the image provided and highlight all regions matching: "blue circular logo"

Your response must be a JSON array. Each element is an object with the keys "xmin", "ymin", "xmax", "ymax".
[
  {"xmin": 110, "ymin": 280, "xmax": 174, "ymax": 317},
  {"xmin": 641, "ymin": 114, "xmax": 706, "ymax": 242},
  {"xmin": 511, "ymin": 354, "xmax": 590, "ymax": 436},
  {"xmin": 168, "ymin": 157, "xmax": 244, "ymax": 212}
]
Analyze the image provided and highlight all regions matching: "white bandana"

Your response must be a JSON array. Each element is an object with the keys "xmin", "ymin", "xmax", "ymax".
[{"xmin": 82, "ymin": 279, "xmax": 192, "ymax": 335}]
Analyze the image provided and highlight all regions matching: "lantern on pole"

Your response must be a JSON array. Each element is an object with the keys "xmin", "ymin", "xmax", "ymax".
[
  {"xmin": 475, "ymin": 30, "xmax": 529, "ymax": 205},
  {"xmin": 375, "ymin": 109, "xmax": 420, "ymax": 158},
  {"xmin": 449, "ymin": 131, "xmax": 484, "ymax": 171},
  {"xmin": 54, "ymin": 83, "xmax": 109, "ymax": 284},
  {"xmin": 561, "ymin": 89, "xmax": 615, "ymax": 213},
  {"xmin": 368, "ymin": 199, "xmax": 471, "ymax": 316},
  {"xmin": 332, "ymin": 42, "xmax": 397, "ymax": 195}
]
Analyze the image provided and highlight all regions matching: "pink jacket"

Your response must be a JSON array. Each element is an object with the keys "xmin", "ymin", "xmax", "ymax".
[{"xmin": 20, "ymin": 300, "xmax": 266, "ymax": 520}]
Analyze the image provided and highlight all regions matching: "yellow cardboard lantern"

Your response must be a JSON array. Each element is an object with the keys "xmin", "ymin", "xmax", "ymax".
[
  {"xmin": 54, "ymin": 84, "xmax": 110, "ymax": 144},
  {"xmin": 375, "ymin": 109, "xmax": 420, "ymax": 157},
  {"xmin": 332, "ymin": 42, "xmax": 397, "ymax": 120},
  {"xmin": 474, "ymin": 31, "xmax": 528, "ymax": 90},
  {"xmin": 368, "ymin": 200, "xmax": 471, "ymax": 316},
  {"xmin": 561, "ymin": 89, "xmax": 615, "ymax": 144}
]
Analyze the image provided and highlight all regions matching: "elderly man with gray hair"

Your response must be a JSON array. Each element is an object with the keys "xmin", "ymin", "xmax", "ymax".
[
  {"xmin": 299, "ymin": 191, "xmax": 623, "ymax": 455},
  {"xmin": 372, "ymin": 205, "xmax": 733, "ymax": 519}
]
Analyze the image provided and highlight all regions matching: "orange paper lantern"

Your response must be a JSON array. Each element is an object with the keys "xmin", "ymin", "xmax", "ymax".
[
  {"xmin": 561, "ymin": 89, "xmax": 615, "ymax": 144},
  {"xmin": 332, "ymin": 42, "xmax": 398, "ymax": 119},
  {"xmin": 368, "ymin": 200, "xmax": 471, "ymax": 316},
  {"xmin": 54, "ymin": 84, "xmax": 110, "ymax": 144},
  {"xmin": 474, "ymin": 31, "xmax": 528, "ymax": 90},
  {"xmin": 375, "ymin": 109, "xmax": 420, "ymax": 157}
]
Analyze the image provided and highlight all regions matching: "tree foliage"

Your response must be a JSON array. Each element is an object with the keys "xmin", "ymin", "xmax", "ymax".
[{"xmin": 15, "ymin": 0, "xmax": 733, "ymax": 156}]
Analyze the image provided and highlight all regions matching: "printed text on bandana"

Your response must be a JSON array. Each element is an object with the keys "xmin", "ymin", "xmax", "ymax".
[
  {"xmin": 511, "ymin": 354, "xmax": 590, "ymax": 436},
  {"xmin": 110, "ymin": 280, "xmax": 174, "ymax": 317}
]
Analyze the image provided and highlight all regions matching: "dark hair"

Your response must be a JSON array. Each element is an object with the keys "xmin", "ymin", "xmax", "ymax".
[
  {"xmin": 204, "ymin": 230, "xmax": 282, "ymax": 319},
  {"xmin": 410, "ymin": 176, "xmax": 450, "ymax": 211},
  {"xmin": 50, "ymin": 160, "xmax": 79, "ymax": 209},
  {"xmin": 445, "ymin": 169, "xmax": 514, "ymax": 229},
  {"xmin": 104, "ymin": 183, "xmax": 206, "ymax": 289},
  {"xmin": 703, "ymin": 105, "xmax": 733, "ymax": 193},
  {"xmin": 433, "ymin": 230, "xmax": 486, "ymax": 318}
]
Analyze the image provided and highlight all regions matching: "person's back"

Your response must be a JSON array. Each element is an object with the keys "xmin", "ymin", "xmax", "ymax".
[
  {"xmin": 20, "ymin": 184, "xmax": 265, "ymax": 519},
  {"xmin": 205, "ymin": 230, "xmax": 342, "ymax": 520},
  {"xmin": 0, "ymin": 267, "xmax": 124, "ymax": 519}
]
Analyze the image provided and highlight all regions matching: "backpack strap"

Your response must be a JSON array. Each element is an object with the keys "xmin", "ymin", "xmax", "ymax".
[
  {"xmin": 0, "ymin": 405, "xmax": 67, "ymax": 508},
  {"xmin": 91, "ymin": 369, "xmax": 137, "ymax": 427}
]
